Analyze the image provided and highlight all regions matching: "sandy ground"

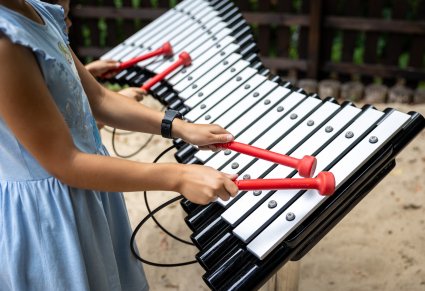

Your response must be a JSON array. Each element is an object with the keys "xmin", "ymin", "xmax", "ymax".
[{"xmin": 100, "ymin": 97, "xmax": 425, "ymax": 291}]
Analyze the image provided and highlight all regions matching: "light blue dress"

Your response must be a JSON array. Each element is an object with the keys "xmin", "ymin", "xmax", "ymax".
[{"xmin": 0, "ymin": 1, "xmax": 149, "ymax": 290}]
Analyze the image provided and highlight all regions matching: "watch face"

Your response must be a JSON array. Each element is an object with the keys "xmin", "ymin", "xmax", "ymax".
[{"xmin": 166, "ymin": 110, "xmax": 182, "ymax": 120}]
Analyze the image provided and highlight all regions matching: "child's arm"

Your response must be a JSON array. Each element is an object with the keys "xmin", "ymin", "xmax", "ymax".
[
  {"xmin": 0, "ymin": 36, "xmax": 237, "ymax": 204},
  {"xmin": 73, "ymin": 48, "xmax": 234, "ymax": 149}
]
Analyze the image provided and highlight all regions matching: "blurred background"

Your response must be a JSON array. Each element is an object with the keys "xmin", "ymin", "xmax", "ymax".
[{"xmin": 69, "ymin": 0, "xmax": 425, "ymax": 104}]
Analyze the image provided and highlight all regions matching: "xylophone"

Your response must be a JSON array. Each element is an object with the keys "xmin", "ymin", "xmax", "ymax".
[{"xmin": 99, "ymin": 0, "xmax": 425, "ymax": 290}]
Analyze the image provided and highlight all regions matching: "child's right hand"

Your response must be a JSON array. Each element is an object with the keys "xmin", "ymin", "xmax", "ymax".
[{"xmin": 177, "ymin": 164, "xmax": 239, "ymax": 205}]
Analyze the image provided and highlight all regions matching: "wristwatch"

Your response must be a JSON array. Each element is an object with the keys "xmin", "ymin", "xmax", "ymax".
[{"xmin": 161, "ymin": 109, "xmax": 183, "ymax": 139}]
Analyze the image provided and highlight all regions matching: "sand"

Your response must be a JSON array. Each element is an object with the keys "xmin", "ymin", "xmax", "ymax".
[{"xmin": 100, "ymin": 97, "xmax": 425, "ymax": 291}]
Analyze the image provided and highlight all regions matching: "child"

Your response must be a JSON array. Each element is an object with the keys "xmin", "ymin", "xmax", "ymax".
[
  {"xmin": 0, "ymin": 1, "xmax": 238, "ymax": 290},
  {"xmin": 47, "ymin": 0, "xmax": 147, "ymax": 102}
]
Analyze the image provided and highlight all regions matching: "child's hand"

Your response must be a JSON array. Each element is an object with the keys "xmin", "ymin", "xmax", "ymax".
[
  {"xmin": 177, "ymin": 164, "xmax": 238, "ymax": 204},
  {"xmin": 85, "ymin": 60, "xmax": 120, "ymax": 78},
  {"xmin": 118, "ymin": 87, "xmax": 147, "ymax": 102},
  {"xmin": 174, "ymin": 122, "xmax": 234, "ymax": 151}
]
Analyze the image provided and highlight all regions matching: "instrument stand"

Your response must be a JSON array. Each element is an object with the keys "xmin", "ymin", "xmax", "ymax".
[{"xmin": 259, "ymin": 262, "xmax": 300, "ymax": 291}]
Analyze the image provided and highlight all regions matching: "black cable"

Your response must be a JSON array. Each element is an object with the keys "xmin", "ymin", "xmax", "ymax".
[
  {"xmin": 142, "ymin": 191, "xmax": 193, "ymax": 246},
  {"xmin": 144, "ymin": 144, "xmax": 194, "ymax": 245},
  {"xmin": 103, "ymin": 126, "xmax": 135, "ymax": 135},
  {"xmin": 130, "ymin": 144, "xmax": 196, "ymax": 266},
  {"xmin": 130, "ymin": 195, "xmax": 197, "ymax": 267},
  {"xmin": 111, "ymin": 127, "xmax": 154, "ymax": 158},
  {"xmin": 108, "ymin": 105, "xmax": 166, "ymax": 158}
]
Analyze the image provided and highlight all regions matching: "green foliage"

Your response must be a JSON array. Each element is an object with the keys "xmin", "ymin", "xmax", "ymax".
[
  {"xmin": 98, "ymin": 18, "xmax": 107, "ymax": 47},
  {"xmin": 289, "ymin": 26, "xmax": 299, "ymax": 60},
  {"xmin": 407, "ymin": 0, "xmax": 423, "ymax": 19},
  {"xmin": 377, "ymin": 34, "xmax": 387, "ymax": 60},
  {"xmin": 292, "ymin": 0, "xmax": 302, "ymax": 12},
  {"xmin": 399, "ymin": 52, "xmax": 410, "ymax": 69},
  {"xmin": 249, "ymin": 0, "xmax": 258, "ymax": 11},
  {"xmin": 382, "ymin": 7, "xmax": 391, "ymax": 19},
  {"xmin": 114, "ymin": 0, "xmax": 123, "ymax": 9},
  {"xmin": 106, "ymin": 82, "xmax": 125, "ymax": 91},
  {"xmin": 331, "ymin": 32, "xmax": 342, "ymax": 63},
  {"xmin": 373, "ymin": 77, "xmax": 383, "ymax": 85},
  {"xmin": 353, "ymin": 33, "xmax": 365, "ymax": 65},
  {"xmin": 82, "ymin": 24, "xmax": 91, "ymax": 46}
]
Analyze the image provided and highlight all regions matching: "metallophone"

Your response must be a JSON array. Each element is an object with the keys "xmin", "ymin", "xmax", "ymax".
[{"xmin": 99, "ymin": 0, "xmax": 425, "ymax": 290}]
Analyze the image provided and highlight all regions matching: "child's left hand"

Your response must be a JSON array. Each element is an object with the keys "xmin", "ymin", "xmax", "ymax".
[
  {"xmin": 85, "ymin": 60, "xmax": 120, "ymax": 78},
  {"xmin": 118, "ymin": 87, "xmax": 147, "ymax": 102},
  {"xmin": 174, "ymin": 120, "xmax": 234, "ymax": 151}
]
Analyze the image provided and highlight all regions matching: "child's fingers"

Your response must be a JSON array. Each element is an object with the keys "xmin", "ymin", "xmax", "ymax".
[
  {"xmin": 211, "ymin": 133, "xmax": 234, "ymax": 144},
  {"xmin": 133, "ymin": 88, "xmax": 147, "ymax": 101}
]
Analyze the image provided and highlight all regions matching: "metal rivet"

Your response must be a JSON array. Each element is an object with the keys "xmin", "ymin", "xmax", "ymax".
[
  {"xmin": 198, "ymin": 92, "xmax": 203, "ymax": 97},
  {"xmin": 223, "ymin": 61, "xmax": 229, "ymax": 65},
  {"xmin": 236, "ymin": 76, "xmax": 242, "ymax": 81},
  {"xmin": 264, "ymin": 99, "xmax": 271, "ymax": 105},
  {"xmin": 277, "ymin": 106, "xmax": 284, "ymax": 112},
  {"xmin": 212, "ymin": 37, "xmax": 217, "ymax": 41},
  {"xmin": 253, "ymin": 92, "xmax": 260, "ymax": 97},
  {"xmin": 245, "ymin": 85, "xmax": 251, "ymax": 89},
  {"xmin": 231, "ymin": 162, "xmax": 239, "ymax": 169},
  {"xmin": 192, "ymin": 84, "xmax": 198, "ymax": 89},
  {"xmin": 224, "ymin": 149, "xmax": 231, "ymax": 155},
  {"xmin": 369, "ymin": 136, "xmax": 378, "ymax": 144},
  {"xmin": 243, "ymin": 174, "xmax": 251, "ymax": 180},
  {"xmin": 345, "ymin": 131, "xmax": 354, "ymax": 138},
  {"xmin": 286, "ymin": 212, "xmax": 296, "ymax": 221},
  {"xmin": 290, "ymin": 113, "xmax": 298, "ymax": 120},
  {"xmin": 231, "ymin": 68, "xmax": 236, "ymax": 72},
  {"xmin": 207, "ymin": 31, "xmax": 212, "ymax": 35},
  {"xmin": 204, "ymin": 115, "xmax": 211, "ymax": 120},
  {"xmin": 181, "ymin": 69, "xmax": 186, "ymax": 74},
  {"xmin": 307, "ymin": 120, "xmax": 314, "ymax": 126},
  {"xmin": 220, "ymin": 52, "xmax": 226, "ymax": 56},
  {"xmin": 188, "ymin": 76, "xmax": 193, "ymax": 81},
  {"xmin": 325, "ymin": 126, "xmax": 333, "ymax": 133},
  {"xmin": 253, "ymin": 190, "xmax": 262, "ymax": 196},
  {"xmin": 268, "ymin": 200, "xmax": 277, "ymax": 209},
  {"xmin": 216, "ymin": 44, "xmax": 221, "ymax": 48},
  {"xmin": 200, "ymin": 104, "xmax": 206, "ymax": 109}
]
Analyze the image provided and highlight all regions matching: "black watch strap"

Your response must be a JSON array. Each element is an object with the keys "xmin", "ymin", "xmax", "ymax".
[{"xmin": 161, "ymin": 110, "xmax": 182, "ymax": 139}]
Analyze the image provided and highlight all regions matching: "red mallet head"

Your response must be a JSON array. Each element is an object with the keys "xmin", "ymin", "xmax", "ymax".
[
  {"xmin": 297, "ymin": 155, "xmax": 317, "ymax": 178},
  {"xmin": 162, "ymin": 42, "xmax": 173, "ymax": 57},
  {"xmin": 179, "ymin": 51, "xmax": 192, "ymax": 67},
  {"xmin": 317, "ymin": 171, "xmax": 336, "ymax": 196}
]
